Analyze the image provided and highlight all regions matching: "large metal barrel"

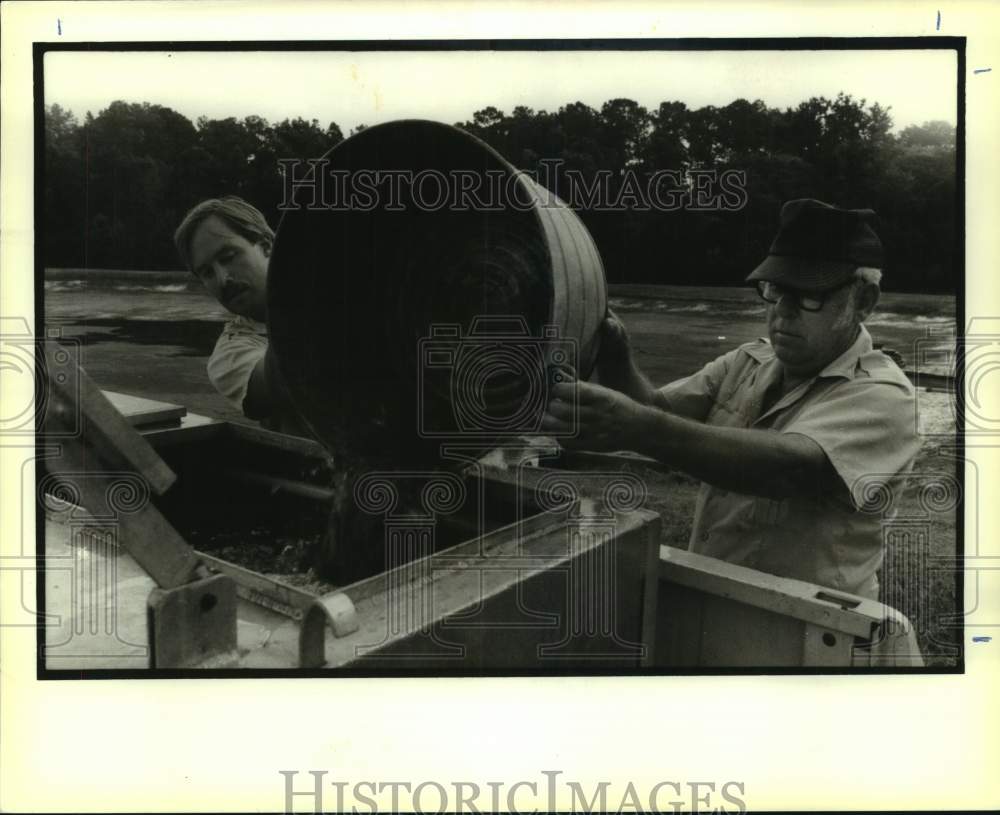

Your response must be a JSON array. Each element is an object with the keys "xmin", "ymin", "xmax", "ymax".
[{"xmin": 268, "ymin": 119, "xmax": 607, "ymax": 467}]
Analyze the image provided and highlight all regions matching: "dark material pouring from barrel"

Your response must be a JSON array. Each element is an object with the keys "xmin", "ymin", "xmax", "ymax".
[{"xmin": 267, "ymin": 120, "xmax": 607, "ymax": 582}]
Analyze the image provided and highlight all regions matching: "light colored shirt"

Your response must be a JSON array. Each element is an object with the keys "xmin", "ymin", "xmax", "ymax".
[
  {"xmin": 206, "ymin": 316, "xmax": 267, "ymax": 410},
  {"xmin": 657, "ymin": 324, "xmax": 919, "ymax": 600}
]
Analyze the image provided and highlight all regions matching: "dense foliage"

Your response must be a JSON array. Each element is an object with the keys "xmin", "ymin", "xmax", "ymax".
[{"xmin": 44, "ymin": 96, "xmax": 956, "ymax": 291}]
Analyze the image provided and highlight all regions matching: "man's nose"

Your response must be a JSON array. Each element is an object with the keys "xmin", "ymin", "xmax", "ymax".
[{"xmin": 774, "ymin": 294, "xmax": 800, "ymax": 318}]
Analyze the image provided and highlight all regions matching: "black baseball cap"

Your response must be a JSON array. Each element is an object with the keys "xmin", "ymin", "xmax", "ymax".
[{"xmin": 746, "ymin": 199, "xmax": 884, "ymax": 290}]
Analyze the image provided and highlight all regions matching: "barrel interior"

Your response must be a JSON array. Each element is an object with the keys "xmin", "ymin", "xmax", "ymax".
[{"xmin": 268, "ymin": 120, "xmax": 557, "ymax": 466}]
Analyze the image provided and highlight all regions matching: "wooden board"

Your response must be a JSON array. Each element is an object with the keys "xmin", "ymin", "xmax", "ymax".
[
  {"xmin": 103, "ymin": 390, "xmax": 187, "ymax": 427},
  {"xmin": 656, "ymin": 545, "xmax": 924, "ymax": 667},
  {"xmin": 44, "ymin": 516, "xmax": 274, "ymax": 670}
]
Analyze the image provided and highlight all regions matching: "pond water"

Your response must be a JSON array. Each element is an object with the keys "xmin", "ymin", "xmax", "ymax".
[{"xmin": 42, "ymin": 273, "xmax": 958, "ymax": 424}]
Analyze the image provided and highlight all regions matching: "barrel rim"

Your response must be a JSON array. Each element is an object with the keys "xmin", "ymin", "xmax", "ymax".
[
  {"xmin": 265, "ymin": 118, "xmax": 607, "ymax": 455},
  {"xmin": 272, "ymin": 118, "xmax": 559, "ymax": 325}
]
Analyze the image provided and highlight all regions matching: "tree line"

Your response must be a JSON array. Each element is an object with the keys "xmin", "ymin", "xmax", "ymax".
[{"xmin": 44, "ymin": 95, "xmax": 956, "ymax": 291}]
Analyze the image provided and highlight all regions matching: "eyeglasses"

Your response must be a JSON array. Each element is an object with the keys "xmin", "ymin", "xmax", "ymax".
[{"xmin": 755, "ymin": 280, "xmax": 853, "ymax": 313}]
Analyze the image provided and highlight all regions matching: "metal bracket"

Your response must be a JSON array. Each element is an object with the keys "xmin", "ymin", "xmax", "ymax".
[
  {"xmin": 148, "ymin": 574, "xmax": 240, "ymax": 668},
  {"xmin": 299, "ymin": 592, "xmax": 360, "ymax": 668}
]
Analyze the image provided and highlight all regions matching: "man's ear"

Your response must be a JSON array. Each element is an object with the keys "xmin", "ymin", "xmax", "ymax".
[{"xmin": 856, "ymin": 283, "xmax": 880, "ymax": 320}]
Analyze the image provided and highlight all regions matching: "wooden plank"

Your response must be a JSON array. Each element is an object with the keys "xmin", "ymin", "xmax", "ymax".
[
  {"xmin": 140, "ymin": 415, "xmax": 223, "ymax": 447},
  {"xmin": 43, "ymin": 354, "xmax": 200, "ymax": 588},
  {"xmin": 655, "ymin": 582, "xmax": 706, "ymax": 666},
  {"xmin": 319, "ymin": 509, "xmax": 656, "ymax": 669},
  {"xmin": 44, "ymin": 461, "xmax": 202, "ymax": 589},
  {"xmin": 197, "ymin": 551, "xmax": 318, "ymax": 618},
  {"xmin": 802, "ymin": 623, "xmax": 855, "ymax": 666},
  {"xmin": 654, "ymin": 581, "xmax": 874, "ymax": 668},
  {"xmin": 224, "ymin": 421, "xmax": 330, "ymax": 458},
  {"xmin": 103, "ymin": 391, "xmax": 186, "ymax": 427},
  {"xmin": 659, "ymin": 545, "xmax": 882, "ymax": 637},
  {"xmin": 655, "ymin": 585, "xmax": 809, "ymax": 667},
  {"xmin": 44, "ymin": 517, "xmax": 288, "ymax": 670},
  {"xmin": 46, "ymin": 353, "xmax": 176, "ymax": 496},
  {"xmin": 638, "ymin": 521, "xmax": 662, "ymax": 667},
  {"xmin": 655, "ymin": 546, "xmax": 928, "ymax": 667},
  {"xmin": 698, "ymin": 595, "xmax": 804, "ymax": 666}
]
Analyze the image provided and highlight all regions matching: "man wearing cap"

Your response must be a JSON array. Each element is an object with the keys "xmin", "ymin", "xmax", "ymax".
[{"xmin": 543, "ymin": 199, "xmax": 920, "ymax": 606}]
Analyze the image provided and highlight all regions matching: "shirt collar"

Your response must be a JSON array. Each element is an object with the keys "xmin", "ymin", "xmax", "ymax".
[
  {"xmin": 230, "ymin": 315, "xmax": 268, "ymax": 335},
  {"xmin": 749, "ymin": 325, "xmax": 873, "ymax": 424},
  {"xmin": 744, "ymin": 324, "xmax": 873, "ymax": 381},
  {"xmin": 816, "ymin": 324, "xmax": 873, "ymax": 381}
]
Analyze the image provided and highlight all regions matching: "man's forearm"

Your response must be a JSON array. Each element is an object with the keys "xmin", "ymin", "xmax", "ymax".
[
  {"xmin": 624, "ymin": 404, "xmax": 832, "ymax": 499},
  {"xmin": 602, "ymin": 363, "xmax": 676, "ymax": 413}
]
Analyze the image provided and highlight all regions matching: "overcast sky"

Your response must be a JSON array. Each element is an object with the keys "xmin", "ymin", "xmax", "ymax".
[{"xmin": 44, "ymin": 48, "xmax": 957, "ymax": 134}]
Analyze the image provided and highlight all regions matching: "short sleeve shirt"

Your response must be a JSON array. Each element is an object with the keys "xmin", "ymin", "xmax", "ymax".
[
  {"xmin": 206, "ymin": 316, "xmax": 268, "ymax": 410},
  {"xmin": 657, "ymin": 325, "xmax": 919, "ymax": 600}
]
